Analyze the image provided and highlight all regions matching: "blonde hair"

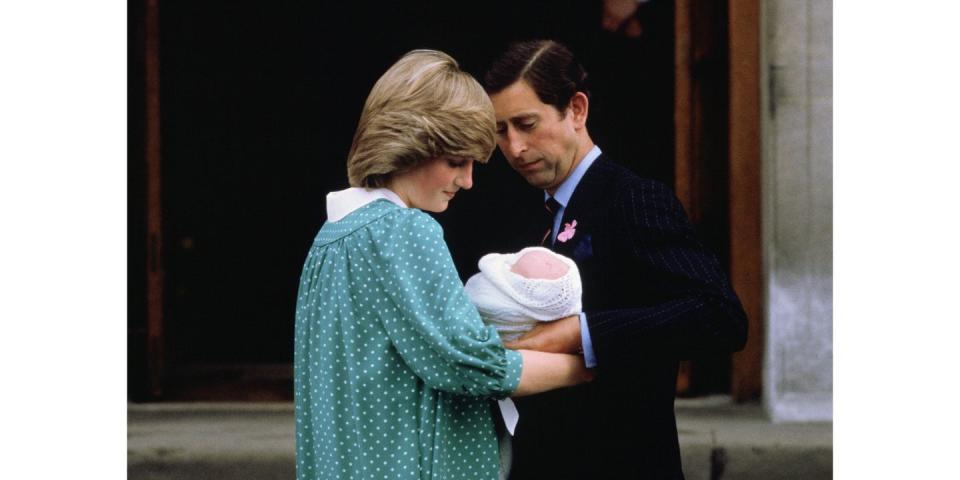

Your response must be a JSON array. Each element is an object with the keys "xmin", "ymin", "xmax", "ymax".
[{"xmin": 346, "ymin": 50, "xmax": 496, "ymax": 188}]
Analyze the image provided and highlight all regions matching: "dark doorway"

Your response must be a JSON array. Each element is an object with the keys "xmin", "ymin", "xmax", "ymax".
[{"xmin": 128, "ymin": 0, "xmax": 745, "ymax": 401}]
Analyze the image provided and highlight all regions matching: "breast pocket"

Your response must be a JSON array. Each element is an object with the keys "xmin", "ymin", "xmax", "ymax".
[{"xmin": 571, "ymin": 233, "xmax": 593, "ymax": 262}]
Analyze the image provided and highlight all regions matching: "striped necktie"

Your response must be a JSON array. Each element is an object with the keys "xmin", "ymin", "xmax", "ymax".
[{"xmin": 541, "ymin": 197, "xmax": 562, "ymax": 246}]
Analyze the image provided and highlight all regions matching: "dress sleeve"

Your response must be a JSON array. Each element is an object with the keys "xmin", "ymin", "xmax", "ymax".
[{"xmin": 365, "ymin": 209, "xmax": 522, "ymax": 399}]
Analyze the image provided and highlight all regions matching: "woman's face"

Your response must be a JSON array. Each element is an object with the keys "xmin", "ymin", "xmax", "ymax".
[{"xmin": 390, "ymin": 156, "xmax": 475, "ymax": 212}]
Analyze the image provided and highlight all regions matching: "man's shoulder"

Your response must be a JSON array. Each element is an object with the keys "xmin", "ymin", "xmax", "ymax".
[{"xmin": 584, "ymin": 157, "xmax": 675, "ymax": 203}]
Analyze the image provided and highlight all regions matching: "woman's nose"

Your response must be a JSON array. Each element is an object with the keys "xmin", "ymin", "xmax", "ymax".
[{"xmin": 456, "ymin": 163, "xmax": 474, "ymax": 190}]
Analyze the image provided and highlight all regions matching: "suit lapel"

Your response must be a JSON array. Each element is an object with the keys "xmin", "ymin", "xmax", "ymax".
[{"xmin": 550, "ymin": 155, "xmax": 613, "ymax": 257}]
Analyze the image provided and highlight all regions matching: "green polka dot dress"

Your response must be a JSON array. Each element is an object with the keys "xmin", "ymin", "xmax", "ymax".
[{"xmin": 295, "ymin": 199, "xmax": 523, "ymax": 479}]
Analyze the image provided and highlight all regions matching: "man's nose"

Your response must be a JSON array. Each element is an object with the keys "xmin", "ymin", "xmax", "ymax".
[{"xmin": 502, "ymin": 131, "xmax": 527, "ymax": 159}]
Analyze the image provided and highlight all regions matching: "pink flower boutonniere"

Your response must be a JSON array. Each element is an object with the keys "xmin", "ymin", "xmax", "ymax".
[{"xmin": 557, "ymin": 220, "xmax": 577, "ymax": 243}]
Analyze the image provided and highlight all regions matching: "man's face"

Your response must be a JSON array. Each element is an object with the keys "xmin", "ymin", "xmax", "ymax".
[{"xmin": 489, "ymin": 80, "xmax": 581, "ymax": 193}]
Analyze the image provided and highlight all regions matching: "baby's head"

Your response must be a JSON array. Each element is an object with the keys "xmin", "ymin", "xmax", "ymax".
[
  {"xmin": 469, "ymin": 246, "xmax": 582, "ymax": 323},
  {"xmin": 510, "ymin": 249, "xmax": 570, "ymax": 280}
]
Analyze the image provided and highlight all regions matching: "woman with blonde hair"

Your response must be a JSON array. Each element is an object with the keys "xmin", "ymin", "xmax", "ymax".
[{"xmin": 294, "ymin": 50, "xmax": 592, "ymax": 480}]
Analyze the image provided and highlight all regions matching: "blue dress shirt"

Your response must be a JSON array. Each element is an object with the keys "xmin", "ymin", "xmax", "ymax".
[{"xmin": 545, "ymin": 145, "xmax": 601, "ymax": 368}]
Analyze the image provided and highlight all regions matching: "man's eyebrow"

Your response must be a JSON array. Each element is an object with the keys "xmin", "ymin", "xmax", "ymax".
[
  {"xmin": 509, "ymin": 113, "xmax": 539, "ymax": 122},
  {"xmin": 496, "ymin": 113, "xmax": 539, "ymax": 127}
]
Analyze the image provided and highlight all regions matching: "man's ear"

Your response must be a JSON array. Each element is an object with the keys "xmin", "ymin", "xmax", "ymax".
[{"xmin": 568, "ymin": 92, "xmax": 589, "ymax": 129}]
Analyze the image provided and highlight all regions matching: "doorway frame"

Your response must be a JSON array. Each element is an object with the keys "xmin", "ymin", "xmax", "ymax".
[
  {"xmin": 674, "ymin": 0, "xmax": 762, "ymax": 401},
  {"xmin": 140, "ymin": 0, "xmax": 765, "ymax": 401}
]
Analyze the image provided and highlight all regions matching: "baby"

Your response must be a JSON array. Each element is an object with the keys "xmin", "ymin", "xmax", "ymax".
[
  {"xmin": 463, "ymin": 246, "xmax": 583, "ymax": 342},
  {"xmin": 465, "ymin": 247, "xmax": 584, "ymax": 478}
]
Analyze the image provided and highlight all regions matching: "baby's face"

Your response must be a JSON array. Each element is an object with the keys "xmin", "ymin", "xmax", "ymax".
[{"xmin": 510, "ymin": 250, "xmax": 569, "ymax": 280}]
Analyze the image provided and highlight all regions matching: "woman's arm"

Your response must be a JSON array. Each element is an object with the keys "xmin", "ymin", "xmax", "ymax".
[
  {"xmin": 372, "ymin": 209, "xmax": 525, "ymax": 398},
  {"xmin": 512, "ymin": 350, "xmax": 594, "ymax": 397}
]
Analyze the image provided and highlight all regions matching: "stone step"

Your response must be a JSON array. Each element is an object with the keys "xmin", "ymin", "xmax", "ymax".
[{"xmin": 128, "ymin": 397, "xmax": 832, "ymax": 480}]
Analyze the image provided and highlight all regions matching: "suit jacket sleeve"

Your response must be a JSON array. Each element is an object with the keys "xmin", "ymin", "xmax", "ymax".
[{"xmin": 586, "ymin": 179, "xmax": 748, "ymax": 364}]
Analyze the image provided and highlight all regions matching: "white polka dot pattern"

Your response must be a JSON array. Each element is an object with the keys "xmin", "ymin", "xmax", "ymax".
[{"xmin": 294, "ymin": 199, "xmax": 523, "ymax": 480}]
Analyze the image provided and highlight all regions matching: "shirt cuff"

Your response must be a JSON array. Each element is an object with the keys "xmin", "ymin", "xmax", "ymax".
[{"xmin": 579, "ymin": 312, "xmax": 597, "ymax": 368}]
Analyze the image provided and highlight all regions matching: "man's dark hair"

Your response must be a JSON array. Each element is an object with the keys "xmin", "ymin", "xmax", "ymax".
[{"xmin": 484, "ymin": 39, "xmax": 589, "ymax": 116}]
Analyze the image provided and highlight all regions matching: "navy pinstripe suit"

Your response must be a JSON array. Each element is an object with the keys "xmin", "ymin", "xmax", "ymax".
[{"xmin": 508, "ymin": 156, "xmax": 748, "ymax": 480}]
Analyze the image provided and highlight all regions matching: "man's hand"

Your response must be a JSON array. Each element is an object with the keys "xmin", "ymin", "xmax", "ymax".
[
  {"xmin": 601, "ymin": 0, "xmax": 645, "ymax": 38},
  {"xmin": 505, "ymin": 314, "xmax": 582, "ymax": 354}
]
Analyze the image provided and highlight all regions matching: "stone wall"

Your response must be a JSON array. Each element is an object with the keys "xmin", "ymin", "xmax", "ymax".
[{"xmin": 761, "ymin": 0, "xmax": 833, "ymax": 422}]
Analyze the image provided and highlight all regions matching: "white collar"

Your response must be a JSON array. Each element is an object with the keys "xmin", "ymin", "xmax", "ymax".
[{"xmin": 325, "ymin": 187, "xmax": 407, "ymax": 222}]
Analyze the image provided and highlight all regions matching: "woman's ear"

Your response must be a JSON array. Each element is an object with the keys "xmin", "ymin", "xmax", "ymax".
[{"xmin": 568, "ymin": 92, "xmax": 589, "ymax": 129}]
